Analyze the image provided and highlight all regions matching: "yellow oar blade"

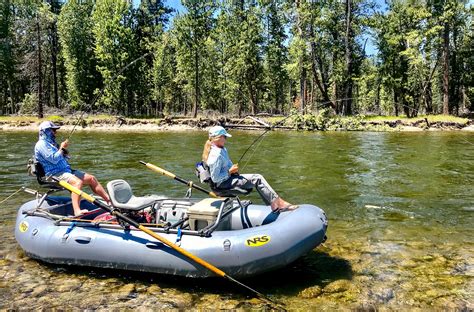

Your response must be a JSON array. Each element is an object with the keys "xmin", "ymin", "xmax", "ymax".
[{"xmin": 140, "ymin": 160, "xmax": 221, "ymax": 198}]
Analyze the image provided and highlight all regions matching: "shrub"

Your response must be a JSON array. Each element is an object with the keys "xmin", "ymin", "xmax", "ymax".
[{"xmin": 18, "ymin": 93, "xmax": 38, "ymax": 114}]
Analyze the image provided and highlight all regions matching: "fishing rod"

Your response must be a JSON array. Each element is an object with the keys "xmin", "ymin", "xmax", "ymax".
[{"xmin": 66, "ymin": 52, "xmax": 153, "ymax": 140}]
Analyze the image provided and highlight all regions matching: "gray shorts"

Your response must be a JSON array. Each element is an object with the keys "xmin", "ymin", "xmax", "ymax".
[{"xmin": 55, "ymin": 170, "xmax": 85, "ymax": 183}]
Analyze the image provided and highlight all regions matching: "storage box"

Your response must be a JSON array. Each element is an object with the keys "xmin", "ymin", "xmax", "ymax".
[{"xmin": 187, "ymin": 198, "xmax": 223, "ymax": 231}]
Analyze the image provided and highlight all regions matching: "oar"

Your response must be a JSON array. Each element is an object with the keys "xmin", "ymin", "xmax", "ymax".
[
  {"xmin": 53, "ymin": 178, "xmax": 281, "ymax": 308},
  {"xmin": 139, "ymin": 161, "xmax": 221, "ymax": 198}
]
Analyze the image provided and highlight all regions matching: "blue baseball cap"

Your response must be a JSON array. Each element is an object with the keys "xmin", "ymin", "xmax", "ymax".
[
  {"xmin": 208, "ymin": 126, "xmax": 232, "ymax": 138},
  {"xmin": 39, "ymin": 121, "xmax": 61, "ymax": 131}
]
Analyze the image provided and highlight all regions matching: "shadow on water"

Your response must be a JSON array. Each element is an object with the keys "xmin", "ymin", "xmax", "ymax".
[{"xmin": 33, "ymin": 248, "xmax": 352, "ymax": 298}]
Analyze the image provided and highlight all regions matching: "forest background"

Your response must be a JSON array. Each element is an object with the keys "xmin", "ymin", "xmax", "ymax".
[{"xmin": 0, "ymin": 0, "xmax": 473, "ymax": 119}]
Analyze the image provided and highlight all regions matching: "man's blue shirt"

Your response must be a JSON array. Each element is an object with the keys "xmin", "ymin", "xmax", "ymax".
[{"xmin": 34, "ymin": 130, "xmax": 71, "ymax": 176}]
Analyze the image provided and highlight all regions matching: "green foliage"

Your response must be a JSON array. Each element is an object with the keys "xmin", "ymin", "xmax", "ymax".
[
  {"xmin": 92, "ymin": 0, "xmax": 135, "ymax": 112},
  {"xmin": 48, "ymin": 115, "xmax": 64, "ymax": 123},
  {"xmin": 18, "ymin": 93, "xmax": 37, "ymax": 114},
  {"xmin": 174, "ymin": 0, "xmax": 215, "ymax": 117},
  {"xmin": 0, "ymin": 0, "xmax": 473, "ymax": 117},
  {"xmin": 293, "ymin": 109, "xmax": 334, "ymax": 130},
  {"xmin": 58, "ymin": 0, "xmax": 99, "ymax": 109}
]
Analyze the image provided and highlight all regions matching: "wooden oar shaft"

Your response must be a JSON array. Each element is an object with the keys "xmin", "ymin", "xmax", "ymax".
[
  {"xmin": 137, "ymin": 225, "xmax": 225, "ymax": 277},
  {"xmin": 139, "ymin": 161, "xmax": 220, "ymax": 198}
]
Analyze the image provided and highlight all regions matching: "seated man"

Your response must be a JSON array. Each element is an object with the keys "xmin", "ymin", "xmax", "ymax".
[{"xmin": 34, "ymin": 121, "xmax": 110, "ymax": 216}]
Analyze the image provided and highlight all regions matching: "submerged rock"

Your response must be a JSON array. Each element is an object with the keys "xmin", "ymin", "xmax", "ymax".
[
  {"xmin": 323, "ymin": 280, "xmax": 351, "ymax": 293},
  {"xmin": 299, "ymin": 285, "xmax": 323, "ymax": 298},
  {"xmin": 146, "ymin": 285, "xmax": 161, "ymax": 295},
  {"xmin": 116, "ymin": 283, "xmax": 136, "ymax": 300},
  {"xmin": 30, "ymin": 285, "xmax": 48, "ymax": 297},
  {"xmin": 56, "ymin": 279, "xmax": 82, "ymax": 292},
  {"xmin": 368, "ymin": 287, "xmax": 395, "ymax": 304}
]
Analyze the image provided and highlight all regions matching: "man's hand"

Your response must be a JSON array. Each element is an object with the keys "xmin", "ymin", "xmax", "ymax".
[
  {"xmin": 229, "ymin": 163, "xmax": 239, "ymax": 175},
  {"xmin": 60, "ymin": 139, "xmax": 69, "ymax": 150}
]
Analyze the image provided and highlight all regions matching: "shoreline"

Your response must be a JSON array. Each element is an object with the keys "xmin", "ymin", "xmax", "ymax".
[{"xmin": 0, "ymin": 115, "xmax": 473, "ymax": 132}]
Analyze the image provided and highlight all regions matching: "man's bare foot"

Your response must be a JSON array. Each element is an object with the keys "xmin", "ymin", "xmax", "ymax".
[{"xmin": 74, "ymin": 209, "xmax": 89, "ymax": 216}]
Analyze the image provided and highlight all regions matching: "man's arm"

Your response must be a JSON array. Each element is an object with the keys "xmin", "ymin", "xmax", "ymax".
[{"xmin": 35, "ymin": 141, "xmax": 64, "ymax": 165}]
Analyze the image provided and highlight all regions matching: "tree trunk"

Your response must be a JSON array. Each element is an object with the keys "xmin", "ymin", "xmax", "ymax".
[
  {"xmin": 374, "ymin": 76, "xmax": 382, "ymax": 116},
  {"xmin": 51, "ymin": 20, "xmax": 59, "ymax": 108},
  {"xmin": 394, "ymin": 89, "xmax": 399, "ymax": 117},
  {"xmin": 193, "ymin": 49, "xmax": 199, "ymax": 118},
  {"xmin": 425, "ymin": 81, "xmax": 433, "ymax": 114},
  {"xmin": 343, "ymin": 0, "xmax": 353, "ymax": 116},
  {"xmin": 442, "ymin": 22, "xmax": 449, "ymax": 115},
  {"xmin": 308, "ymin": 22, "xmax": 332, "ymax": 108},
  {"xmin": 300, "ymin": 67, "xmax": 306, "ymax": 114},
  {"xmin": 36, "ymin": 15, "xmax": 43, "ymax": 118},
  {"xmin": 451, "ymin": 25, "xmax": 459, "ymax": 116}
]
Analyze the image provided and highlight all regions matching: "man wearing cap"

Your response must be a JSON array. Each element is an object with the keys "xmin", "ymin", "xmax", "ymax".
[
  {"xmin": 34, "ymin": 121, "xmax": 110, "ymax": 216},
  {"xmin": 201, "ymin": 126, "xmax": 297, "ymax": 212}
]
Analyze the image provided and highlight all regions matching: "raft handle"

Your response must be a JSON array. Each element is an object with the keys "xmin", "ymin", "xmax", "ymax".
[{"xmin": 74, "ymin": 236, "xmax": 92, "ymax": 244}]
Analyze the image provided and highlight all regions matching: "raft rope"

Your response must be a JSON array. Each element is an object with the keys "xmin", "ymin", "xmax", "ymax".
[
  {"xmin": 0, "ymin": 187, "xmax": 24, "ymax": 205},
  {"xmin": 175, "ymin": 227, "xmax": 182, "ymax": 246}
]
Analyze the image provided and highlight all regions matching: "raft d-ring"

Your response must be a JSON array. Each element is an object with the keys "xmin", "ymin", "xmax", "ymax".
[
  {"xmin": 62, "ymin": 222, "xmax": 76, "ymax": 242},
  {"xmin": 223, "ymin": 239, "xmax": 231, "ymax": 251},
  {"xmin": 185, "ymin": 182, "xmax": 193, "ymax": 198}
]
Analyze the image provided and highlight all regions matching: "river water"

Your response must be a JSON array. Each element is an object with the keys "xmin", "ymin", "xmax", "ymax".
[{"xmin": 1, "ymin": 130, "xmax": 473, "ymax": 310}]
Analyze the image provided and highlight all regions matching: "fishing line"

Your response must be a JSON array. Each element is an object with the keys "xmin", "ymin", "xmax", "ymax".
[
  {"xmin": 240, "ymin": 132, "xmax": 267, "ymax": 171},
  {"xmin": 236, "ymin": 97, "xmax": 353, "ymax": 166},
  {"xmin": 0, "ymin": 187, "xmax": 24, "ymax": 205}
]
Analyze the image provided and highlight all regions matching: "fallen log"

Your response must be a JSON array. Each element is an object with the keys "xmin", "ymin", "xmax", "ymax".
[{"xmin": 225, "ymin": 123, "xmax": 294, "ymax": 130}]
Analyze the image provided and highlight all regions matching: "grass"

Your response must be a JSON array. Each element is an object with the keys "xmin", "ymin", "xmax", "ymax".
[
  {"xmin": 0, "ymin": 113, "xmax": 470, "ymax": 125},
  {"xmin": 0, "ymin": 116, "xmax": 39, "ymax": 122},
  {"xmin": 363, "ymin": 114, "xmax": 469, "ymax": 123}
]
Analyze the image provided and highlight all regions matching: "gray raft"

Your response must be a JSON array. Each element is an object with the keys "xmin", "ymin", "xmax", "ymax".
[{"xmin": 15, "ymin": 193, "xmax": 328, "ymax": 278}]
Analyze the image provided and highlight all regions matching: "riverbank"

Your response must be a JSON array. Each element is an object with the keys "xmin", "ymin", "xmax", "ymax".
[{"xmin": 0, "ymin": 114, "xmax": 473, "ymax": 132}]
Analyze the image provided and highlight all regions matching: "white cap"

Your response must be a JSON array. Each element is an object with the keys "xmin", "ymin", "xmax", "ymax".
[
  {"xmin": 39, "ymin": 121, "xmax": 61, "ymax": 131},
  {"xmin": 208, "ymin": 126, "xmax": 232, "ymax": 138}
]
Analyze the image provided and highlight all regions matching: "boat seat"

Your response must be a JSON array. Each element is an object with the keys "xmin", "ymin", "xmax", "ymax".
[
  {"xmin": 107, "ymin": 179, "xmax": 165, "ymax": 211},
  {"xmin": 196, "ymin": 162, "xmax": 252, "ymax": 198},
  {"xmin": 28, "ymin": 158, "xmax": 62, "ymax": 190},
  {"xmin": 211, "ymin": 185, "xmax": 252, "ymax": 197}
]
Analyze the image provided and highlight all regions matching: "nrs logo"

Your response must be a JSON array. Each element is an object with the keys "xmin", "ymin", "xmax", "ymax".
[
  {"xmin": 19, "ymin": 221, "xmax": 29, "ymax": 233},
  {"xmin": 245, "ymin": 235, "xmax": 271, "ymax": 247}
]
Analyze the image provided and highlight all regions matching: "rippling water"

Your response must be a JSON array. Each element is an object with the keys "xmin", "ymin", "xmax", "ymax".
[{"xmin": 1, "ymin": 130, "xmax": 473, "ymax": 310}]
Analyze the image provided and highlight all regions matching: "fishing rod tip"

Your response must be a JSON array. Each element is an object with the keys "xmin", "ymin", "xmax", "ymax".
[{"xmin": 139, "ymin": 161, "xmax": 147, "ymax": 165}]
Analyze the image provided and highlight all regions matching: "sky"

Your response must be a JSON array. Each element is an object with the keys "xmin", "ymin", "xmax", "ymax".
[{"xmin": 146, "ymin": 0, "xmax": 474, "ymax": 57}]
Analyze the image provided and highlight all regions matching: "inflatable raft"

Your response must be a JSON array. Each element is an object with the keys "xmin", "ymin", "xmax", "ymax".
[{"xmin": 15, "ymin": 183, "xmax": 327, "ymax": 278}]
